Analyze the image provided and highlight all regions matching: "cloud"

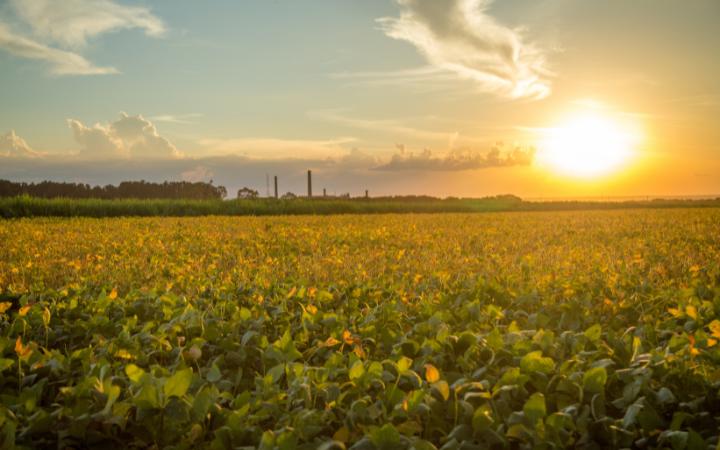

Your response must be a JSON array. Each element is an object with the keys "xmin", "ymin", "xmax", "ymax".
[
  {"xmin": 197, "ymin": 136, "xmax": 356, "ymax": 160},
  {"xmin": 378, "ymin": 0, "xmax": 551, "ymax": 99},
  {"xmin": 308, "ymin": 109, "xmax": 458, "ymax": 143},
  {"xmin": 10, "ymin": 0, "xmax": 165, "ymax": 49},
  {"xmin": 150, "ymin": 113, "xmax": 204, "ymax": 125},
  {"xmin": 375, "ymin": 143, "xmax": 535, "ymax": 171},
  {"xmin": 0, "ymin": 22, "xmax": 117, "ymax": 75},
  {"xmin": 181, "ymin": 165, "xmax": 214, "ymax": 183},
  {"xmin": 0, "ymin": 130, "xmax": 43, "ymax": 158},
  {"xmin": 0, "ymin": 0, "xmax": 165, "ymax": 75},
  {"xmin": 68, "ymin": 112, "xmax": 182, "ymax": 159}
]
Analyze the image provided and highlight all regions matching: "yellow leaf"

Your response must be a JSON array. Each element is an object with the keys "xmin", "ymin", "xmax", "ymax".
[
  {"xmin": 707, "ymin": 338, "xmax": 717, "ymax": 347},
  {"xmin": 333, "ymin": 426, "xmax": 350, "ymax": 443},
  {"xmin": 0, "ymin": 302, "xmax": 11, "ymax": 314},
  {"xmin": 686, "ymin": 305, "xmax": 698, "ymax": 320},
  {"xmin": 286, "ymin": 286, "xmax": 297, "ymax": 299},
  {"xmin": 108, "ymin": 288, "xmax": 118, "ymax": 300},
  {"xmin": 424, "ymin": 363, "xmax": 440, "ymax": 383},
  {"xmin": 15, "ymin": 337, "xmax": 32, "ymax": 359},
  {"xmin": 668, "ymin": 307, "xmax": 680, "ymax": 317},
  {"xmin": 708, "ymin": 320, "xmax": 720, "ymax": 339},
  {"xmin": 323, "ymin": 337, "xmax": 341, "ymax": 347},
  {"xmin": 18, "ymin": 305, "xmax": 31, "ymax": 316},
  {"xmin": 342, "ymin": 329, "xmax": 354, "ymax": 345},
  {"xmin": 114, "ymin": 349, "xmax": 134, "ymax": 360},
  {"xmin": 306, "ymin": 304, "xmax": 318, "ymax": 315}
]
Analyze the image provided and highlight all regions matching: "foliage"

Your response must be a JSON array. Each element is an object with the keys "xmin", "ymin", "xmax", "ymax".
[
  {"xmin": 1, "ymin": 210, "xmax": 719, "ymax": 449},
  {"xmin": 0, "ymin": 179, "xmax": 227, "ymax": 200},
  {"xmin": 2, "ymin": 194, "xmax": 720, "ymax": 218}
]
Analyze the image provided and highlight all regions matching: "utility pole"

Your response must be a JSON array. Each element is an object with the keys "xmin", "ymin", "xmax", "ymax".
[
  {"xmin": 365, "ymin": 190, "xmax": 369, "ymax": 199},
  {"xmin": 323, "ymin": 188, "xmax": 326, "ymax": 197},
  {"xmin": 307, "ymin": 170, "xmax": 312, "ymax": 198},
  {"xmin": 274, "ymin": 176, "xmax": 278, "ymax": 199},
  {"xmin": 265, "ymin": 174, "xmax": 270, "ymax": 197}
]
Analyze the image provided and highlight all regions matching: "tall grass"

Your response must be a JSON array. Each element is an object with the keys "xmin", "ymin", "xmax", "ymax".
[{"xmin": 0, "ymin": 195, "xmax": 718, "ymax": 218}]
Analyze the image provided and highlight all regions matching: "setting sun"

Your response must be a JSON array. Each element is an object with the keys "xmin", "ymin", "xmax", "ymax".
[{"xmin": 538, "ymin": 113, "xmax": 641, "ymax": 178}]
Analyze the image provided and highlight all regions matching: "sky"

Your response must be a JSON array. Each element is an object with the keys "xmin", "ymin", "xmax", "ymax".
[{"xmin": 0, "ymin": 0, "xmax": 719, "ymax": 198}]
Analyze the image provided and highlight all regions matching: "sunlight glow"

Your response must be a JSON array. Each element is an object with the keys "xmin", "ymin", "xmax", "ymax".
[{"xmin": 538, "ymin": 112, "xmax": 641, "ymax": 178}]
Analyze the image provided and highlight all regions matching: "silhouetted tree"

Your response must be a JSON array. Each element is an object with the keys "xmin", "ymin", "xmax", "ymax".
[
  {"xmin": 237, "ymin": 187, "xmax": 259, "ymax": 199},
  {"xmin": 0, "ymin": 179, "xmax": 228, "ymax": 200}
]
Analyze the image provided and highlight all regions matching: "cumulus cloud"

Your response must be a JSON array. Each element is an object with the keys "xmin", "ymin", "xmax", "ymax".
[
  {"xmin": 375, "ymin": 143, "xmax": 535, "ymax": 171},
  {"xmin": 0, "ymin": 130, "xmax": 43, "ymax": 158},
  {"xmin": 68, "ymin": 112, "xmax": 181, "ymax": 159},
  {"xmin": 378, "ymin": 0, "xmax": 551, "ymax": 99},
  {"xmin": 0, "ymin": 0, "xmax": 165, "ymax": 75}
]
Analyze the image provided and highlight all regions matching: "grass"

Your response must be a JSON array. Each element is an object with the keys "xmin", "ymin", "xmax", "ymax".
[{"xmin": 1, "ymin": 195, "xmax": 719, "ymax": 218}]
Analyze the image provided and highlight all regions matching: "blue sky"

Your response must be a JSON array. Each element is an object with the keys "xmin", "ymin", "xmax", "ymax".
[{"xmin": 1, "ymin": 0, "xmax": 719, "ymax": 197}]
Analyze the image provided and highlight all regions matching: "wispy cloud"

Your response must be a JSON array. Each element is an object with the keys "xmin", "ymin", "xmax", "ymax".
[
  {"xmin": 0, "ymin": 22, "xmax": 117, "ymax": 75},
  {"xmin": 0, "ymin": 0, "xmax": 165, "ymax": 75},
  {"xmin": 150, "ymin": 113, "xmax": 204, "ymax": 125},
  {"xmin": 377, "ymin": 0, "xmax": 551, "ymax": 99},
  {"xmin": 308, "ymin": 109, "xmax": 459, "ymax": 143},
  {"xmin": 375, "ymin": 144, "xmax": 535, "ymax": 171},
  {"xmin": 197, "ymin": 136, "xmax": 356, "ymax": 160},
  {"xmin": 10, "ymin": 0, "xmax": 165, "ymax": 49}
]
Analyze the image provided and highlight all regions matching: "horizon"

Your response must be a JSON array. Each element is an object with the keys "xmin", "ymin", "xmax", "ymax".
[{"xmin": 1, "ymin": 0, "xmax": 719, "ymax": 197}]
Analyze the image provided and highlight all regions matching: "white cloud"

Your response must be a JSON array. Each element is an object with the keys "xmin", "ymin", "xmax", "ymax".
[
  {"xmin": 378, "ymin": 0, "xmax": 551, "ymax": 99},
  {"xmin": 181, "ymin": 165, "xmax": 214, "ymax": 183},
  {"xmin": 375, "ymin": 143, "xmax": 535, "ymax": 171},
  {"xmin": 0, "ymin": 22, "xmax": 117, "ymax": 75},
  {"xmin": 10, "ymin": 0, "xmax": 165, "ymax": 49},
  {"xmin": 68, "ymin": 112, "xmax": 182, "ymax": 159},
  {"xmin": 0, "ymin": 0, "xmax": 165, "ymax": 75},
  {"xmin": 0, "ymin": 130, "xmax": 43, "ymax": 158}
]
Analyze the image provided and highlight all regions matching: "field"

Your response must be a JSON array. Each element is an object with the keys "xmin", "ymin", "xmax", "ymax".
[
  {"xmin": 1, "ymin": 210, "xmax": 720, "ymax": 449},
  {"xmin": 2, "ymin": 195, "xmax": 720, "ymax": 218}
]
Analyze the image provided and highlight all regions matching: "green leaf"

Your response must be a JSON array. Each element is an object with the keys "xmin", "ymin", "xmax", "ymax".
[
  {"xmin": 523, "ymin": 392, "xmax": 546, "ymax": 424},
  {"xmin": 584, "ymin": 324, "xmax": 602, "ymax": 342},
  {"xmin": 206, "ymin": 364, "xmax": 222, "ymax": 383},
  {"xmin": 582, "ymin": 367, "xmax": 607, "ymax": 394},
  {"xmin": 520, "ymin": 351, "xmax": 555, "ymax": 374},
  {"xmin": 0, "ymin": 358, "xmax": 14, "ymax": 372},
  {"xmin": 472, "ymin": 404, "xmax": 494, "ymax": 432},
  {"xmin": 164, "ymin": 368, "xmax": 193, "ymax": 399},
  {"xmin": 349, "ymin": 360, "xmax": 365, "ymax": 381},
  {"xmin": 369, "ymin": 424, "xmax": 400, "ymax": 450}
]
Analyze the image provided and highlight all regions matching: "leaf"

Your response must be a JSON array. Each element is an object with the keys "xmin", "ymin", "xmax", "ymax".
[
  {"xmin": 18, "ymin": 305, "xmax": 31, "ymax": 316},
  {"xmin": 397, "ymin": 356, "xmax": 413, "ymax": 374},
  {"xmin": 0, "ymin": 302, "xmax": 12, "ymax": 314},
  {"xmin": 125, "ymin": 364, "xmax": 146, "ymax": 383},
  {"xmin": 108, "ymin": 288, "xmax": 118, "ymax": 300},
  {"xmin": 424, "ymin": 363, "xmax": 440, "ymax": 383},
  {"xmin": 42, "ymin": 307, "xmax": 51, "ymax": 326},
  {"xmin": 472, "ymin": 404, "xmax": 494, "ymax": 432},
  {"xmin": 369, "ymin": 424, "xmax": 400, "ymax": 450},
  {"xmin": 520, "ymin": 350, "xmax": 555, "ymax": 374},
  {"xmin": 0, "ymin": 358, "xmax": 14, "ymax": 372},
  {"xmin": 206, "ymin": 364, "xmax": 222, "ymax": 383},
  {"xmin": 523, "ymin": 392, "xmax": 546, "ymax": 424},
  {"xmin": 686, "ymin": 305, "xmax": 697, "ymax": 320},
  {"xmin": 333, "ymin": 426, "xmax": 350, "ymax": 443},
  {"xmin": 164, "ymin": 367, "xmax": 193, "ymax": 399},
  {"xmin": 584, "ymin": 324, "xmax": 602, "ymax": 342},
  {"xmin": 349, "ymin": 360, "xmax": 365, "ymax": 381},
  {"xmin": 432, "ymin": 380, "xmax": 450, "ymax": 401},
  {"xmin": 583, "ymin": 367, "xmax": 608, "ymax": 394},
  {"xmin": 708, "ymin": 320, "xmax": 720, "ymax": 339}
]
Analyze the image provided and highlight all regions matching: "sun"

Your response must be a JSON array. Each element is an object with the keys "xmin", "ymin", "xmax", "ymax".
[{"xmin": 537, "ymin": 112, "xmax": 640, "ymax": 178}]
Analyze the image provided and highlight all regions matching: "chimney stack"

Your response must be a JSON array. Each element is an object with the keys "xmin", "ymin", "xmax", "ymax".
[
  {"xmin": 307, "ymin": 170, "xmax": 312, "ymax": 198},
  {"xmin": 274, "ymin": 176, "xmax": 278, "ymax": 199}
]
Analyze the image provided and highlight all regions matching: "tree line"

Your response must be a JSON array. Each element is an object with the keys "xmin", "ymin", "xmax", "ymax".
[{"xmin": 0, "ymin": 179, "xmax": 228, "ymax": 200}]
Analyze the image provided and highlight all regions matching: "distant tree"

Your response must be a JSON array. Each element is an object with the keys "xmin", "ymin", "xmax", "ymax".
[
  {"xmin": 281, "ymin": 192, "xmax": 297, "ymax": 199},
  {"xmin": 0, "ymin": 179, "xmax": 228, "ymax": 200},
  {"xmin": 237, "ymin": 187, "xmax": 259, "ymax": 199}
]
